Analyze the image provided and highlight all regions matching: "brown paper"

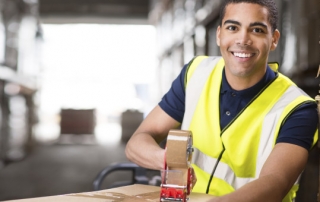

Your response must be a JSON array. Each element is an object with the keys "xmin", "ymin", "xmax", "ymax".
[
  {"xmin": 68, "ymin": 190, "xmax": 160, "ymax": 201},
  {"xmin": 3, "ymin": 184, "xmax": 216, "ymax": 202}
]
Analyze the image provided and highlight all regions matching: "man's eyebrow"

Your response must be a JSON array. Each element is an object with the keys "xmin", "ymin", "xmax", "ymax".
[
  {"xmin": 249, "ymin": 22, "xmax": 268, "ymax": 28},
  {"xmin": 223, "ymin": 20, "xmax": 241, "ymax": 26},
  {"xmin": 223, "ymin": 20, "xmax": 268, "ymax": 29}
]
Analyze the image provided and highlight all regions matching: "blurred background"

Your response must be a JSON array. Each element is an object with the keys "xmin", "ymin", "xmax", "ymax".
[{"xmin": 0, "ymin": 0, "xmax": 319, "ymax": 200}]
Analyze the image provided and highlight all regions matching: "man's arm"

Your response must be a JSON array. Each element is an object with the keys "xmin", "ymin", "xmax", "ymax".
[
  {"xmin": 209, "ymin": 143, "xmax": 308, "ymax": 202},
  {"xmin": 125, "ymin": 105, "xmax": 181, "ymax": 170}
]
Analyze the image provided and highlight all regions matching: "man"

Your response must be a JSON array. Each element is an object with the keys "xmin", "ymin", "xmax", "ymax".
[{"xmin": 126, "ymin": 0, "xmax": 318, "ymax": 201}]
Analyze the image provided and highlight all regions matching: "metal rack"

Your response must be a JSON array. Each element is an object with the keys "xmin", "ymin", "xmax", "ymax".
[
  {"xmin": 0, "ymin": 0, "xmax": 41, "ymax": 166},
  {"xmin": 148, "ymin": 0, "xmax": 320, "ymax": 99}
]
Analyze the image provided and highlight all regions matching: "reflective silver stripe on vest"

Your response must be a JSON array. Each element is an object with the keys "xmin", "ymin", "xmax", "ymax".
[
  {"xmin": 181, "ymin": 56, "xmax": 222, "ymax": 130},
  {"xmin": 184, "ymin": 57, "xmax": 307, "ymax": 189},
  {"xmin": 192, "ymin": 147, "xmax": 255, "ymax": 189},
  {"xmin": 256, "ymin": 85, "xmax": 308, "ymax": 176}
]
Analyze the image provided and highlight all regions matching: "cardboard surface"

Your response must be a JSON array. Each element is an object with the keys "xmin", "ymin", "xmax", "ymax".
[{"xmin": 4, "ymin": 184, "xmax": 215, "ymax": 202}]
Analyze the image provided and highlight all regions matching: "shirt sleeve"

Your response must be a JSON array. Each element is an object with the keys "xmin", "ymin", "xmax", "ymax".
[
  {"xmin": 158, "ymin": 64, "xmax": 188, "ymax": 123},
  {"xmin": 276, "ymin": 102, "xmax": 318, "ymax": 150}
]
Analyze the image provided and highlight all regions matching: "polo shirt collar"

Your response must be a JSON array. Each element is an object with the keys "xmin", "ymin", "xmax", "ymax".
[{"xmin": 220, "ymin": 65, "xmax": 276, "ymax": 97}]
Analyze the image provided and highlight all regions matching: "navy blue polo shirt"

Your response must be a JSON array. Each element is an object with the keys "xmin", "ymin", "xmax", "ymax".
[{"xmin": 159, "ymin": 64, "xmax": 318, "ymax": 150}]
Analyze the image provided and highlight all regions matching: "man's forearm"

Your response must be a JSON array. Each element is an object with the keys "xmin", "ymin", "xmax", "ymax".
[
  {"xmin": 125, "ymin": 105, "xmax": 180, "ymax": 170},
  {"xmin": 208, "ymin": 174, "xmax": 289, "ymax": 202},
  {"xmin": 125, "ymin": 132, "xmax": 165, "ymax": 170}
]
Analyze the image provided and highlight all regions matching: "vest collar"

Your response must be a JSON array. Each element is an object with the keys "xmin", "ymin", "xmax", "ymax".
[{"xmin": 221, "ymin": 65, "xmax": 277, "ymax": 99}]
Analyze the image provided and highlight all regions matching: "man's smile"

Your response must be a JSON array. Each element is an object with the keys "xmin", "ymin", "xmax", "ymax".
[{"xmin": 231, "ymin": 52, "xmax": 255, "ymax": 58}]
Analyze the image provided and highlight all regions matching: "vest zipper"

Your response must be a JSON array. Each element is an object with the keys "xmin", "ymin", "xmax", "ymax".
[{"xmin": 206, "ymin": 147, "xmax": 225, "ymax": 194}]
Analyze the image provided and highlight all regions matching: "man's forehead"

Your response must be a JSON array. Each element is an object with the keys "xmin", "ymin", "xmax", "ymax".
[
  {"xmin": 224, "ymin": 3, "xmax": 269, "ymax": 16},
  {"xmin": 222, "ymin": 3, "xmax": 270, "ymax": 26}
]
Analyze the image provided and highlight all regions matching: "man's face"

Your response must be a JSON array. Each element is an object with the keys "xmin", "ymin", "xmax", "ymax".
[{"xmin": 217, "ymin": 3, "xmax": 280, "ymax": 83}]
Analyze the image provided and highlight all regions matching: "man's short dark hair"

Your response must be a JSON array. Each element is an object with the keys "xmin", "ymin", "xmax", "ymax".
[{"xmin": 219, "ymin": 0, "xmax": 278, "ymax": 32}]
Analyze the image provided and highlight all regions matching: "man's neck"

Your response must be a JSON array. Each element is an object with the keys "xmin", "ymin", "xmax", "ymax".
[{"xmin": 225, "ymin": 70, "xmax": 266, "ymax": 91}]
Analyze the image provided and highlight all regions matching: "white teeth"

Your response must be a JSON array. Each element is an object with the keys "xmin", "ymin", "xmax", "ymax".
[{"xmin": 233, "ymin": 52, "xmax": 252, "ymax": 58}]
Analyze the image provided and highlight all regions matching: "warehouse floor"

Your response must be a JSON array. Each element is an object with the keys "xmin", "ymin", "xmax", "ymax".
[{"xmin": 0, "ymin": 134, "xmax": 140, "ymax": 201}]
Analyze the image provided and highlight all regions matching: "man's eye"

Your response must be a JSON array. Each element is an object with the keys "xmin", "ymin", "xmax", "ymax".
[
  {"xmin": 253, "ymin": 28, "xmax": 264, "ymax": 33},
  {"xmin": 227, "ymin": 26, "xmax": 237, "ymax": 31}
]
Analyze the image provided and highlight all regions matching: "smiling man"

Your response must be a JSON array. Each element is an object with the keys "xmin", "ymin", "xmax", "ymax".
[
  {"xmin": 217, "ymin": 2, "xmax": 279, "ymax": 91},
  {"xmin": 125, "ymin": 1, "xmax": 318, "ymax": 202}
]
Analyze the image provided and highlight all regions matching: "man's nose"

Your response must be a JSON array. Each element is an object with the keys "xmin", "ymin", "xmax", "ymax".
[{"xmin": 235, "ymin": 31, "xmax": 252, "ymax": 46}]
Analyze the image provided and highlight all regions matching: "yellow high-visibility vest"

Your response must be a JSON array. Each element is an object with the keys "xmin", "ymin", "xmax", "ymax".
[{"xmin": 181, "ymin": 56, "xmax": 318, "ymax": 202}]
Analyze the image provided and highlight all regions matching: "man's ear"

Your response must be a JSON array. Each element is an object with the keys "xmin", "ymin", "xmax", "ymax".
[
  {"xmin": 271, "ymin": 29, "xmax": 280, "ymax": 51},
  {"xmin": 216, "ymin": 26, "xmax": 221, "ymax": 47}
]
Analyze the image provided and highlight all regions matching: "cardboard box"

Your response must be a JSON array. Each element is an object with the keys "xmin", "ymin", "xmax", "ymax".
[
  {"xmin": 4, "ymin": 184, "xmax": 216, "ymax": 202},
  {"xmin": 60, "ymin": 109, "xmax": 96, "ymax": 135}
]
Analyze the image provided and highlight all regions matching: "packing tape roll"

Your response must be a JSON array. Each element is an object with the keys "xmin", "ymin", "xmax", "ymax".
[{"xmin": 166, "ymin": 129, "xmax": 193, "ymax": 169}]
